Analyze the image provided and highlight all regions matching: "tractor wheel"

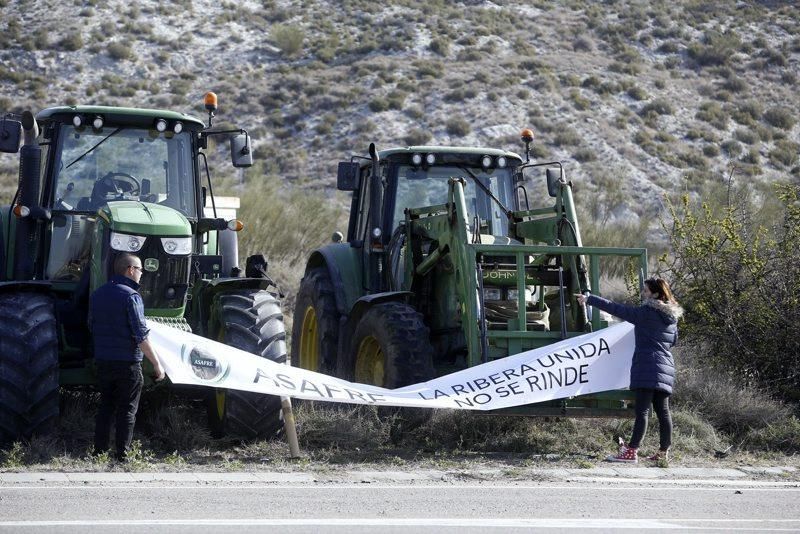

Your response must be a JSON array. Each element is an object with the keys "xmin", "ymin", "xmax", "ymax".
[
  {"xmin": 207, "ymin": 290, "xmax": 287, "ymax": 439},
  {"xmin": 0, "ymin": 293, "xmax": 59, "ymax": 445},
  {"xmin": 344, "ymin": 302, "xmax": 435, "ymax": 388},
  {"xmin": 291, "ymin": 267, "xmax": 339, "ymax": 375}
]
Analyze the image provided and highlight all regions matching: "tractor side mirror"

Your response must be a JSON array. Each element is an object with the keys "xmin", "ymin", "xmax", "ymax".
[
  {"xmin": 230, "ymin": 133, "xmax": 252, "ymax": 168},
  {"xmin": 0, "ymin": 118, "xmax": 22, "ymax": 154},
  {"xmin": 546, "ymin": 168, "xmax": 561, "ymax": 198},
  {"xmin": 337, "ymin": 161, "xmax": 360, "ymax": 191}
]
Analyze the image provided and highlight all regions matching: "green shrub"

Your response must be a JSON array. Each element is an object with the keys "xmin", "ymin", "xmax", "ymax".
[
  {"xmin": 553, "ymin": 128, "xmax": 580, "ymax": 147},
  {"xmin": 627, "ymin": 85, "xmax": 648, "ymax": 100},
  {"xmin": 640, "ymin": 98, "xmax": 673, "ymax": 116},
  {"xmin": 368, "ymin": 97, "xmax": 388, "ymax": 112},
  {"xmin": 722, "ymin": 76, "xmax": 747, "ymax": 93},
  {"xmin": 446, "ymin": 116, "xmax": 470, "ymax": 137},
  {"xmin": 271, "ymin": 24, "xmax": 304, "ymax": 57},
  {"xmin": 695, "ymin": 101, "xmax": 728, "ymax": 129},
  {"xmin": 768, "ymin": 140, "xmax": 799, "ymax": 168},
  {"xmin": 763, "ymin": 107, "xmax": 795, "ymax": 130},
  {"xmin": 569, "ymin": 89, "xmax": 590, "ymax": 111},
  {"xmin": 734, "ymin": 128, "xmax": 758, "ymax": 145},
  {"xmin": 721, "ymin": 139, "xmax": 742, "ymax": 157},
  {"xmin": 404, "ymin": 128, "xmax": 432, "ymax": 146},
  {"xmin": 663, "ymin": 185, "xmax": 800, "ymax": 401},
  {"xmin": 573, "ymin": 148, "xmax": 596, "ymax": 162},
  {"xmin": 702, "ymin": 144, "xmax": 720, "ymax": 157},
  {"xmin": 429, "ymin": 37, "xmax": 450, "ymax": 56},
  {"xmin": 687, "ymin": 30, "xmax": 741, "ymax": 67},
  {"xmin": 107, "ymin": 41, "xmax": 132, "ymax": 60},
  {"xmin": 744, "ymin": 417, "xmax": 800, "ymax": 453},
  {"xmin": 59, "ymin": 31, "xmax": 83, "ymax": 51},
  {"xmin": 741, "ymin": 148, "xmax": 760, "ymax": 165}
]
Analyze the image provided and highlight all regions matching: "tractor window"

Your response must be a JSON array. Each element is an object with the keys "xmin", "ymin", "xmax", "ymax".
[
  {"xmin": 392, "ymin": 165, "xmax": 515, "ymax": 236},
  {"xmin": 51, "ymin": 125, "xmax": 197, "ymax": 218}
]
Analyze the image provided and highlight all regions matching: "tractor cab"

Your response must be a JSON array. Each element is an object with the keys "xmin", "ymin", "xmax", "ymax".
[{"xmin": 42, "ymin": 110, "xmax": 201, "ymax": 284}]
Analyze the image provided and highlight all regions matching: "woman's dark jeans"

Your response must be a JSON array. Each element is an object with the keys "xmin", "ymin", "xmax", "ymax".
[
  {"xmin": 94, "ymin": 361, "xmax": 143, "ymax": 460},
  {"xmin": 629, "ymin": 388, "xmax": 672, "ymax": 450}
]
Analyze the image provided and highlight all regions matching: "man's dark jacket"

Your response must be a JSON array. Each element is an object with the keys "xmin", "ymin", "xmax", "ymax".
[
  {"xmin": 586, "ymin": 295, "xmax": 683, "ymax": 394},
  {"xmin": 90, "ymin": 275, "xmax": 149, "ymax": 362}
]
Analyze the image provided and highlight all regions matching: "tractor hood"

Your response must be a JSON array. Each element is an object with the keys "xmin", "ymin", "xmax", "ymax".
[{"xmin": 98, "ymin": 201, "xmax": 191, "ymax": 236}]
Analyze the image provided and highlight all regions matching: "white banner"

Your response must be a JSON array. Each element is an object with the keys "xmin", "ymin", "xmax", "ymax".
[{"xmin": 148, "ymin": 321, "xmax": 634, "ymax": 410}]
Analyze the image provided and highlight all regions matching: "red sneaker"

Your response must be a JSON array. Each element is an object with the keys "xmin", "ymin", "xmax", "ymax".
[
  {"xmin": 607, "ymin": 444, "xmax": 638, "ymax": 463},
  {"xmin": 647, "ymin": 450, "xmax": 669, "ymax": 462}
]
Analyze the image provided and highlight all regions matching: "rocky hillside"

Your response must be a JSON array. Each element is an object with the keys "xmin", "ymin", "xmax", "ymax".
[{"xmin": 1, "ymin": 0, "xmax": 798, "ymax": 225}]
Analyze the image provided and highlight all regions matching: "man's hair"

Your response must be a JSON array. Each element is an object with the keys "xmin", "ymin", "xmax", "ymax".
[{"xmin": 114, "ymin": 253, "xmax": 141, "ymax": 276}]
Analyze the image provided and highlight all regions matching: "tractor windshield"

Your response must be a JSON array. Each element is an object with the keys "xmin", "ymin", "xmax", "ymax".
[
  {"xmin": 392, "ymin": 165, "xmax": 516, "ymax": 237},
  {"xmin": 51, "ymin": 124, "xmax": 197, "ymax": 218}
]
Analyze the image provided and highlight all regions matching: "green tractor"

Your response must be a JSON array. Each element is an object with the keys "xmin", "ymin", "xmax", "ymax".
[
  {"xmin": 0, "ymin": 97, "xmax": 286, "ymax": 444},
  {"xmin": 292, "ymin": 132, "xmax": 647, "ymax": 416}
]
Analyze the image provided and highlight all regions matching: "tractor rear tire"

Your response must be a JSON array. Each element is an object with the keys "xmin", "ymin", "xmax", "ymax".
[
  {"xmin": 344, "ymin": 302, "xmax": 435, "ymax": 388},
  {"xmin": 291, "ymin": 267, "xmax": 340, "ymax": 375},
  {"xmin": 0, "ymin": 293, "xmax": 59, "ymax": 445},
  {"xmin": 207, "ymin": 290, "xmax": 287, "ymax": 439}
]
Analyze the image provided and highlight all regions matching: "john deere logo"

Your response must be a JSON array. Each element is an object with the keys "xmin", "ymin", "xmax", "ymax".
[
  {"xmin": 144, "ymin": 258, "xmax": 159, "ymax": 272},
  {"xmin": 181, "ymin": 343, "xmax": 230, "ymax": 383}
]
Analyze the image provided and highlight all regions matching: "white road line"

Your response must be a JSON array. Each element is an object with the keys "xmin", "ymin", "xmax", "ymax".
[
  {"xmin": 1, "ymin": 483, "xmax": 798, "ymax": 491},
  {"xmin": 0, "ymin": 518, "xmax": 799, "ymax": 529}
]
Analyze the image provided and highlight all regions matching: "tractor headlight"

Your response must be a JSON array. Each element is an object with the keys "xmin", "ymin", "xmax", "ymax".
[
  {"xmin": 110, "ymin": 232, "xmax": 146, "ymax": 252},
  {"xmin": 160, "ymin": 236, "xmax": 192, "ymax": 255},
  {"xmin": 482, "ymin": 287, "xmax": 502, "ymax": 301}
]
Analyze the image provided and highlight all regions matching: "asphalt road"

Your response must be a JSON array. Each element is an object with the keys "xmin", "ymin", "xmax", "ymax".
[{"xmin": 1, "ymin": 475, "xmax": 799, "ymax": 533}]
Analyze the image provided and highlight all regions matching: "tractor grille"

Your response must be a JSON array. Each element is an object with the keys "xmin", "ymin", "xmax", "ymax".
[{"xmin": 136, "ymin": 237, "xmax": 190, "ymax": 310}]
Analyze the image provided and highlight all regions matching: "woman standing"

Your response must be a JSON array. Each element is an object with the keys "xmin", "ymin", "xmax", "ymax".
[{"xmin": 576, "ymin": 278, "xmax": 683, "ymax": 463}]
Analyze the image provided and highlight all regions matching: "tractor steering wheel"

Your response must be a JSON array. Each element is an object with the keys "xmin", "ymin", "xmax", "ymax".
[{"xmin": 99, "ymin": 172, "xmax": 141, "ymax": 196}]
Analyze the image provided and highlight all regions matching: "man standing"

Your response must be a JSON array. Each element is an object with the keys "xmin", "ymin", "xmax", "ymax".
[{"xmin": 90, "ymin": 252, "xmax": 165, "ymax": 461}]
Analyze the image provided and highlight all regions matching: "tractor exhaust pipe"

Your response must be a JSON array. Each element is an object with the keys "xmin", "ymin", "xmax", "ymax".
[{"xmin": 13, "ymin": 111, "xmax": 42, "ymax": 280}]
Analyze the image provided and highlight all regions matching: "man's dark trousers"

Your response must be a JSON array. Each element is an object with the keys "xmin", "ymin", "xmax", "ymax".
[{"xmin": 94, "ymin": 360, "xmax": 143, "ymax": 460}]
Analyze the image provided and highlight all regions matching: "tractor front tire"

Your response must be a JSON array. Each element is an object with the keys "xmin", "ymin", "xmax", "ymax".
[
  {"xmin": 344, "ymin": 302, "xmax": 435, "ymax": 388},
  {"xmin": 0, "ymin": 293, "xmax": 59, "ymax": 445},
  {"xmin": 207, "ymin": 290, "xmax": 287, "ymax": 439},
  {"xmin": 291, "ymin": 267, "xmax": 340, "ymax": 375}
]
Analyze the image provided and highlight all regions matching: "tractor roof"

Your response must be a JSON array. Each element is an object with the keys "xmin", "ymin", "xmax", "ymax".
[
  {"xmin": 36, "ymin": 105, "xmax": 206, "ymax": 129},
  {"xmin": 379, "ymin": 146, "xmax": 523, "ymax": 161}
]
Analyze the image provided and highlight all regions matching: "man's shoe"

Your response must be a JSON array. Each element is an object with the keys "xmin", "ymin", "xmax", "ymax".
[{"xmin": 606, "ymin": 444, "xmax": 638, "ymax": 463}]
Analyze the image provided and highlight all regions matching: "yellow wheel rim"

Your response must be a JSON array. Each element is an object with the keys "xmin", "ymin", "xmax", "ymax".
[
  {"xmin": 355, "ymin": 336, "xmax": 384, "ymax": 385},
  {"xmin": 299, "ymin": 305, "xmax": 320, "ymax": 371},
  {"xmin": 214, "ymin": 389, "xmax": 225, "ymax": 419}
]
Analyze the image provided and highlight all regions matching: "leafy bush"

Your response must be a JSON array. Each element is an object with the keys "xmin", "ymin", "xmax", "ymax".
[
  {"xmin": 58, "ymin": 31, "xmax": 83, "ymax": 51},
  {"xmin": 404, "ymin": 128, "xmax": 432, "ymax": 146},
  {"xmin": 662, "ymin": 186, "xmax": 800, "ymax": 401},
  {"xmin": 769, "ymin": 140, "xmax": 799, "ymax": 168},
  {"xmin": 627, "ymin": 85, "xmax": 648, "ymax": 100},
  {"xmin": 107, "ymin": 41, "xmax": 132, "ymax": 60},
  {"xmin": 429, "ymin": 37, "xmax": 450, "ymax": 56},
  {"xmin": 763, "ymin": 107, "xmax": 795, "ymax": 130},
  {"xmin": 695, "ymin": 101, "xmax": 728, "ymax": 129},
  {"xmin": 368, "ymin": 97, "xmax": 388, "ymax": 112},
  {"xmin": 446, "ymin": 116, "xmax": 470, "ymax": 137},
  {"xmin": 687, "ymin": 30, "xmax": 741, "ymax": 67},
  {"xmin": 271, "ymin": 24, "xmax": 304, "ymax": 57},
  {"xmin": 640, "ymin": 98, "xmax": 673, "ymax": 116}
]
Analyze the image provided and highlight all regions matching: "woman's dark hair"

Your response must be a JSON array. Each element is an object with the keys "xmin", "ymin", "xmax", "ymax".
[{"xmin": 645, "ymin": 277, "xmax": 677, "ymax": 304}]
